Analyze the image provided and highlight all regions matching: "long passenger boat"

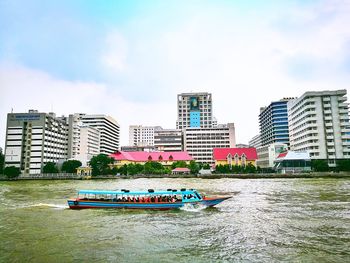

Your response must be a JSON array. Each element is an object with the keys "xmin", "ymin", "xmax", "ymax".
[{"xmin": 67, "ymin": 189, "xmax": 231, "ymax": 210}]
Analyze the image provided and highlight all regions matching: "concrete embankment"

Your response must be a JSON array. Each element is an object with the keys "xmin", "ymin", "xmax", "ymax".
[{"xmin": 1, "ymin": 172, "xmax": 350, "ymax": 181}]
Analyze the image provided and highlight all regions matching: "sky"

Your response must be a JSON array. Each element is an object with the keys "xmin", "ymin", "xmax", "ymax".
[{"xmin": 1, "ymin": 0, "xmax": 350, "ymax": 149}]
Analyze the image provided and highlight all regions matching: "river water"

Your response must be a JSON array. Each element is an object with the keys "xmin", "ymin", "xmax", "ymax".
[{"xmin": 0, "ymin": 178, "xmax": 349, "ymax": 263}]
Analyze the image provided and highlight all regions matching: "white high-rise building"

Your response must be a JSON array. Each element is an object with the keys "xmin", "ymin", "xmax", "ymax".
[
  {"xmin": 288, "ymin": 89, "xmax": 350, "ymax": 166},
  {"xmin": 4, "ymin": 110, "xmax": 68, "ymax": 174},
  {"xmin": 69, "ymin": 113, "xmax": 120, "ymax": 155},
  {"xmin": 80, "ymin": 114, "xmax": 119, "ymax": 154},
  {"xmin": 184, "ymin": 123, "xmax": 236, "ymax": 164},
  {"xmin": 176, "ymin": 92, "xmax": 213, "ymax": 129},
  {"xmin": 129, "ymin": 125, "xmax": 163, "ymax": 147},
  {"xmin": 249, "ymin": 134, "xmax": 262, "ymax": 148}
]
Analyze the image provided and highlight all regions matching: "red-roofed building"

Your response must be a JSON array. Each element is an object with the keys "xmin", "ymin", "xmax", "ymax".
[
  {"xmin": 213, "ymin": 148, "xmax": 258, "ymax": 167},
  {"xmin": 110, "ymin": 151, "xmax": 193, "ymax": 167}
]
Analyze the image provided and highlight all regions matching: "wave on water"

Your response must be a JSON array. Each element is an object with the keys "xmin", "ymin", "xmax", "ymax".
[
  {"xmin": 24, "ymin": 203, "xmax": 69, "ymax": 209},
  {"xmin": 180, "ymin": 203, "xmax": 207, "ymax": 212}
]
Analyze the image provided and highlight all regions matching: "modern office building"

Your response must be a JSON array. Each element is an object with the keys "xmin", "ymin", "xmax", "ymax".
[
  {"xmin": 71, "ymin": 114, "xmax": 120, "ymax": 155},
  {"xmin": 249, "ymin": 134, "xmax": 262, "ymax": 148},
  {"xmin": 176, "ymin": 92, "xmax": 213, "ymax": 129},
  {"xmin": 4, "ymin": 110, "xmax": 68, "ymax": 174},
  {"xmin": 183, "ymin": 123, "xmax": 236, "ymax": 164},
  {"xmin": 288, "ymin": 90, "xmax": 350, "ymax": 166},
  {"xmin": 259, "ymin": 98, "xmax": 293, "ymax": 146},
  {"xmin": 154, "ymin": 129, "xmax": 183, "ymax": 152},
  {"xmin": 129, "ymin": 125, "xmax": 163, "ymax": 147}
]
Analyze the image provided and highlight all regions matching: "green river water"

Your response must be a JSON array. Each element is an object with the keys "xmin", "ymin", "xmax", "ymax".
[{"xmin": 0, "ymin": 178, "xmax": 349, "ymax": 263}]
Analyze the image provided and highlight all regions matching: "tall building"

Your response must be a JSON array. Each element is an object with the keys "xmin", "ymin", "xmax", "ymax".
[
  {"xmin": 4, "ymin": 110, "xmax": 68, "ymax": 174},
  {"xmin": 183, "ymin": 123, "xmax": 236, "ymax": 164},
  {"xmin": 69, "ymin": 114, "xmax": 120, "ymax": 155},
  {"xmin": 129, "ymin": 125, "xmax": 162, "ymax": 147},
  {"xmin": 154, "ymin": 129, "xmax": 183, "ymax": 152},
  {"xmin": 259, "ymin": 98, "xmax": 293, "ymax": 146},
  {"xmin": 288, "ymin": 90, "xmax": 350, "ymax": 166},
  {"xmin": 176, "ymin": 92, "xmax": 213, "ymax": 129},
  {"xmin": 249, "ymin": 134, "xmax": 262, "ymax": 148},
  {"xmin": 78, "ymin": 126, "xmax": 100, "ymax": 158}
]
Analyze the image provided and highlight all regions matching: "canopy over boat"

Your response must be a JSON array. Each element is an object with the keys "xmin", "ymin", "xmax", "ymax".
[{"xmin": 77, "ymin": 189, "xmax": 199, "ymax": 196}]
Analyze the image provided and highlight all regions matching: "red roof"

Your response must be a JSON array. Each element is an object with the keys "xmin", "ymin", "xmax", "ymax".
[
  {"xmin": 213, "ymin": 148, "xmax": 258, "ymax": 160},
  {"xmin": 277, "ymin": 151, "xmax": 288, "ymax": 159},
  {"xmin": 110, "ymin": 151, "xmax": 193, "ymax": 162}
]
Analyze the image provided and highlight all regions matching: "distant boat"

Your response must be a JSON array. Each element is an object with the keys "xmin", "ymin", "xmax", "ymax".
[{"xmin": 67, "ymin": 189, "xmax": 231, "ymax": 210}]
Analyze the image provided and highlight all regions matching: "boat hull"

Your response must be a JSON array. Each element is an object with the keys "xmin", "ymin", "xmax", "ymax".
[{"xmin": 68, "ymin": 196, "xmax": 230, "ymax": 210}]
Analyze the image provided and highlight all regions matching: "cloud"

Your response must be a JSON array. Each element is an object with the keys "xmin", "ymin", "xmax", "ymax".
[
  {"xmin": 0, "ymin": 63, "xmax": 177, "ymax": 149},
  {"xmin": 1, "ymin": 0, "xmax": 350, "ymax": 147}
]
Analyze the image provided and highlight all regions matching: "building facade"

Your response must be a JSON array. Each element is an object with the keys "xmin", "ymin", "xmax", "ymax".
[
  {"xmin": 249, "ymin": 134, "xmax": 262, "ymax": 148},
  {"xmin": 74, "ymin": 114, "xmax": 120, "ymax": 155},
  {"xmin": 76, "ymin": 126, "xmax": 100, "ymax": 162},
  {"xmin": 256, "ymin": 143, "xmax": 288, "ymax": 168},
  {"xmin": 176, "ymin": 92, "xmax": 213, "ymax": 129},
  {"xmin": 288, "ymin": 90, "xmax": 350, "ymax": 166},
  {"xmin": 154, "ymin": 129, "xmax": 183, "ymax": 152},
  {"xmin": 213, "ymin": 148, "xmax": 258, "ymax": 167},
  {"xmin": 4, "ymin": 110, "xmax": 68, "ymax": 174},
  {"xmin": 259, "ymin": 98, "xmax": 293, "ymax": 147},
  {"xmin": 129, "ymin": 125, "xmax": 162, "ymax": 147},
  {"xmin": 183, "ymin": 123, "xmax": 236, "ymax": 164}
]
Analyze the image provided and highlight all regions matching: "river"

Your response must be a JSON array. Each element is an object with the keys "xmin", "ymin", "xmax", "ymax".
[{"xmin": 0, "ymin": 178, "xmax": 349, "ymax": 263}]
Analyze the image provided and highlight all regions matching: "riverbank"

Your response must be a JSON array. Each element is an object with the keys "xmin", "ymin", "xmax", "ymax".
[{"xmin": 1, "ymin": 172, "xmax": 350, "ymax": 181}]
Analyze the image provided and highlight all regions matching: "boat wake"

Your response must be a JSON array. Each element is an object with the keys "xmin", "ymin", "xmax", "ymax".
[
  {"xmin": 180, "ymin": 203, "xmax": 207, "ymax": 212},
  {"xmin": 25, "ymin": 203, "xmax": 69, "ymax": 209}
]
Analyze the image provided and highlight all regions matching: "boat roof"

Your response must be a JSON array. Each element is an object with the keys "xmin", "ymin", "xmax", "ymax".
[{"xmin": 78, "ymin": 189, "xmax": 199, "ymax": 195}]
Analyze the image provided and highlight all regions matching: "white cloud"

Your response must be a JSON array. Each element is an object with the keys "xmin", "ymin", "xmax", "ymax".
[
  {"xmin": 101, "ymin": 31, "xmax": 129, "ymax": 73},
  {"xmin": 1, "ymin": 1, "xmax": 350, "ymax": 149},
  {"xmin": 0, "ymin": 63, "xmax": 176, "ymax": 149}
]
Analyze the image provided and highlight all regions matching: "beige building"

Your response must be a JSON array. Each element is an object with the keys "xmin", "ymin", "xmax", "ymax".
[{"xmin": 183, "ymin": 123, "xmax": 236, "ymax": 164}]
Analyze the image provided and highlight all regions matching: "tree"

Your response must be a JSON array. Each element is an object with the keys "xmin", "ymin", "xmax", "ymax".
[
  {"xmin": 202, "ymin": 163, "xmax": 211, "ymax": 170},
  {"xmin": 61, "ymin": 160, "xmax": 82, "ymax": 173},
  {"xmin": 3, "ymin": 166, "xmax": 20, "ymax": 178},
  {"xmin": 89, "ymin": 154, "xmax": 114, "ymax": 176},
  {"xmin": 171, "ymin": 161, "xmax": 188, "ymax": 169},
  {"xmin": 189, "ymin": 160, "xmax": 200, "ymax": 174},
  {"xmin": 43, "ymin": 162, "xmax": 59, "ymax": 173},
  {"xmin": 0, "ymin": 149, "xmax": 4, "ymax": 174},
  {"xmin": 144, "ymin": 161, "xmax": 166, "ymax": 175},
  {"xmin": 244, "ymin": 163, "xmax": 256, "ymax": 174},
  {"xmin": 311, "ymin": 160, "xmax": 329, "ymax": 172},
  {"xmin": 336, "ymin": 159, "xmax": 350, "ymax": 171}
]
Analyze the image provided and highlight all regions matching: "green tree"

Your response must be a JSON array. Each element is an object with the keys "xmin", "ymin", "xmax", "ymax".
[
  {"xmin": 61, "ymin": 160, "xmax": 82, "ymax": 173},
  {"xmin": 144, "ymin": 161, "xmax": 166, "ymax": 174},
  {"xmin": 171, "ymin": 161, "xmax": 188, "ymax": 169},
  {"xmin": 189, "ymin": 160, "xmax": 200, "ymax": 174},
  {"xmin": 3, "ymin": 166, "xmax": 21, "ymax": 178},
  {"xmin": 0, "ymin": 149, "xmax": 4, "ymax": 174},
  {"xmin": 43, "ymin": 162, "xmax": 59, "ymax": 173},
  {"xmin": 89, "ymin": 154, "xmax": 115, "ymax": 176},
  {"xmin": 202, "ymin": 163, "xmax": 211, "ymax": 170},
  {"xmin": 336, "ymin": 159, "xmax": 350, "ymax": 171},
  {"xmin": 311, "ymin": 160, "xmax": 329, "ymax": 172},
  {"xmin": 244, "ymin": 163, "xmax": 256, "ymax": 174}
]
